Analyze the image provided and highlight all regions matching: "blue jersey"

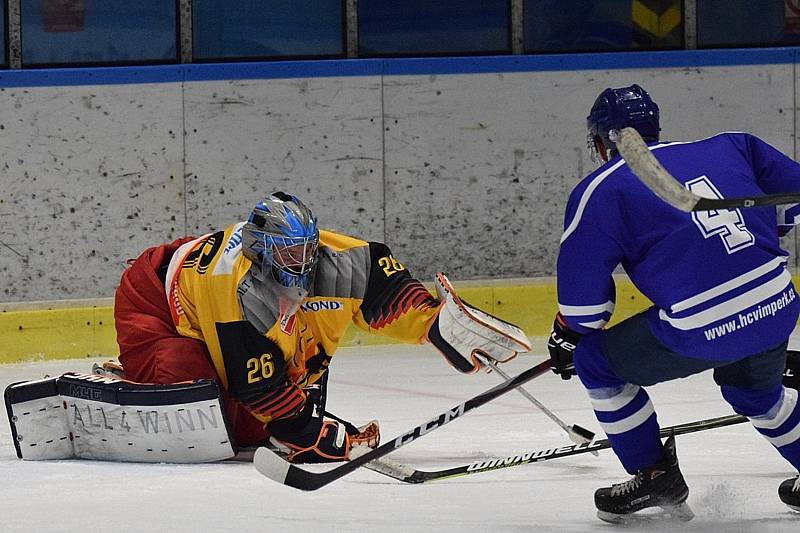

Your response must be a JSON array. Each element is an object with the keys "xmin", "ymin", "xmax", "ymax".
[{"xmin": 558, "ymin": 132, "xmax": 800, "ymax": 360}]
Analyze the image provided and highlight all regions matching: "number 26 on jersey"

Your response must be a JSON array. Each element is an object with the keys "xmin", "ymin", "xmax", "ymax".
[{"xmin": 246, "ymin": 353, "xmax": 275, "ymax": 384}]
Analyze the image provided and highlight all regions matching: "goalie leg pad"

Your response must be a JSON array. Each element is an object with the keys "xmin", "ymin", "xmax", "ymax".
[
  {"xmin": 427, "ymin": 272, "xmax": 532, "ymax": 373},
  {"xmin": 5, "ymin": 373, "xmax": 235, "ymax": 463}
]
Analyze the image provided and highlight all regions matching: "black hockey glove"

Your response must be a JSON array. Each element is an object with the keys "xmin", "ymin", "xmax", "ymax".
[
  {"xmin": 548, "ymin": 313, "xmax": 581, "ymax": 380},
  {"xmin": 267, "ymin": 374, "xmax": 380, "ymax": 463},
  {"xmin": 785, "ymin": 350, "xmax": 800, "ymax": 390},
  {"xmin": 268, "ymin": 399, "xmax": 351, "ymax": 464}
]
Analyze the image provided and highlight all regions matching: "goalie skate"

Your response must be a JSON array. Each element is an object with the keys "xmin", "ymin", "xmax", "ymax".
[{"xmin": 91, "ymin": 359, "xmax": 126, "ymax": 380}]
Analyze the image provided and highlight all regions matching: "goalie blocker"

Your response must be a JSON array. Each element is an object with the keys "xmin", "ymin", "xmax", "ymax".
[{"xmin": 5, "ymin": 373, "xmax": 235, "ymax": 463}]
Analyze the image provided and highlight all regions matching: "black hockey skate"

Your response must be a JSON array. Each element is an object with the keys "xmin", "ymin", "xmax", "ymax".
[
  {"xmin": 595, "ymin": 434, "xmax": 694, "ymax": 523},
  {"xmin": 779, "ymin": 475, "xmax": 800, "ymax": 512}
]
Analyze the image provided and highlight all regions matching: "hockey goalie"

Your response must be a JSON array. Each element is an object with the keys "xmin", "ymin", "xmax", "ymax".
[{"xmin": 5, "ymin": 192, "xmax": 530, "ymax": 464}]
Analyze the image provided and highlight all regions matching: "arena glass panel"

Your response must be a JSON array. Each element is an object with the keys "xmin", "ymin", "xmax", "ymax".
[
  {"xmin": 193, "ymin": 0, "xmax": 344, "ymax": 61},
  {"xmin": 358, "ymin": 0, "xmax": 510, "ymax": 57},
  {"xmin": 697, "ymin": 1, "xmax": 800, "ymax": 48},
  {"xmin": 20, "ymin": 1, "xmax": 177, "ymax": 67},
  {"xmin": 523, "ymin": 0, "xmax": 683, "ymax": 53}
]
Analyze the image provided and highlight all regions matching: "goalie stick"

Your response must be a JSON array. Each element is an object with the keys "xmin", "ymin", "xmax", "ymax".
[
  {"xmin": 364, "ymin": 413, "xmax": 748, "ymax": 484},
  {"xmin": 611, "ymin": 127, "xmax": 800, "ymax": 212},
  {"xmin": 253, "ymin": 358, "xmax": 553, "ymax": 491}
]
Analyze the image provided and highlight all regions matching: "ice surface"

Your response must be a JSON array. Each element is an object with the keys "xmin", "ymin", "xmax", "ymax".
[{"xmin": 1, "ymin": 343, "xmax": 799, "ymax": 532}]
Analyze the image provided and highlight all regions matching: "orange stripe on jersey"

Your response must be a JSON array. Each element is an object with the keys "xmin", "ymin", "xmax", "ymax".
[
  {"xmin": 248, "ymin": 385, "xmax": 306, "ymax": 421},
  {"xmin": 271, "ymin": 396, "xmax": 306, "ymax": 421},
  {"xmin": 370, "ymin": 281, "xmax": 436, "ymax": 330}
]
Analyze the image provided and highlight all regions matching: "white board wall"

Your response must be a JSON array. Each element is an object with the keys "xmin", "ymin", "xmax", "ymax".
[{"xmin": 0, "ymin": 60, "xmax": 795, "ymax": 301}]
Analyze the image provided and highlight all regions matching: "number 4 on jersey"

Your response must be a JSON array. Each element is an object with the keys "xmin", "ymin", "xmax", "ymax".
[{"xmin": 686, "ymin": 176, "xmax": 754, "ymax": 254}]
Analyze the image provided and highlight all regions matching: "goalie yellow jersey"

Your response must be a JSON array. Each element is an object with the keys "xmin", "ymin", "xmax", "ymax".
[{"xmin": 164, "ymin": 222, "xmax": 440, "ymax": 421}]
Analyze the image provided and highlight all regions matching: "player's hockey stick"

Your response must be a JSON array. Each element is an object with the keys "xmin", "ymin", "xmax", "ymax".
[
  {"xmin": 479, "ymin": 355, "xmax": 597, "ymax": 452},
  {"xmin": 611, "ymin": 127, "xmax": 800, "ymax": 212},
  {"xmin": 253, "ymin": 358, "xmax": 554, "ymax": 491},
  {"xmin": 365, "ymin": 413, "xmax": 748, "ymax": 484}
]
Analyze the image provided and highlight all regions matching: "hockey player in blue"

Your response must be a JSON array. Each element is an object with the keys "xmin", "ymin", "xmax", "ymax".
[{"xmin": 549, "ymin": 84, "xmax": 800, "ymax": 521}]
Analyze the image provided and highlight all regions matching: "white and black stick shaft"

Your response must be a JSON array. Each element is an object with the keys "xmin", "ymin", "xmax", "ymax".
[
  {"xmin": 612, "ymin": 128, "xmax": 800, "ymax": 212},
  {"xmin": 253, "ymin": 358, "xmax": 554, "ymax": 491},
  {"xmin": 479, "ymin": 355, "xmax": 597, "ymax": 452},
  {"xmin": 366, "ymin": 413, "xmax": 747, "ymax": 484}
]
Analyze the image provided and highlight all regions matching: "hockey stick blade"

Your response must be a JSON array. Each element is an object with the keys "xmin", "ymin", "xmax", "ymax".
[
  {"xmin": 568, "ymin": 424, "xmax": 596, "ymax": 444},
  {"xmin": 612, "ymin": 127, "xmax": 800, "ymax": 212},
  {"xmin": 367, "ymin": 413, "xmax": 747, "ymax": 484},
  {"xmin": 253, "ymin": 358, "xmax": 554, "ymax": 491}
]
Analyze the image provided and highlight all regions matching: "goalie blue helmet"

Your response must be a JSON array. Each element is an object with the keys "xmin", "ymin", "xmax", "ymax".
[
  {"xmin": 242, "ymin": 192, "xmax": 319, "ymax": 291},
  {"xmin": 587, "ymin": 84, "xmax": 660, "ymax": 161}
]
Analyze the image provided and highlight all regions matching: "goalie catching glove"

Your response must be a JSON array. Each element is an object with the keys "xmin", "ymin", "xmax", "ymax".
[{"xmin": 427, "ymin": 272, "xmax": 532, "ymax": 373}]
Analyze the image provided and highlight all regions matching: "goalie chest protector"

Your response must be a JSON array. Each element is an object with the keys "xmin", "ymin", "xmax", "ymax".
[{"xmin": 4, "ymin": 373, "xmax": 235, "ymax": 463}]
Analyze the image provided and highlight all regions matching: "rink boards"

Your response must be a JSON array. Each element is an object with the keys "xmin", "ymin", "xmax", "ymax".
[{"xmin": 0, "ymin": 276, "xmax": 656, "ymax": 363}]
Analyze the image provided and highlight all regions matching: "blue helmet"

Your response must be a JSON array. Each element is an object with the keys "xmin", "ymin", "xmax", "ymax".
[
  {"xmin": 587, "ymin": 84, "xmax": 660, "ymax": 159},
  {"xmin": 242, "ymin": 192, "xmax": 319, "ymax": 291}
]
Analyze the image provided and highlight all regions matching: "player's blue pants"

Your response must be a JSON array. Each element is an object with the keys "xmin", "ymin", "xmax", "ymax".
[{"xmin": 574, "ymin": 309, "xmax": 800, "ymax": 473}]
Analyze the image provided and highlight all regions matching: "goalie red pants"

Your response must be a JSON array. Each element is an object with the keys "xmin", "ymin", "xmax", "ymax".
[{"xmin": 114, "ymin": 238, "xmax": 268, "ymax": 447}]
